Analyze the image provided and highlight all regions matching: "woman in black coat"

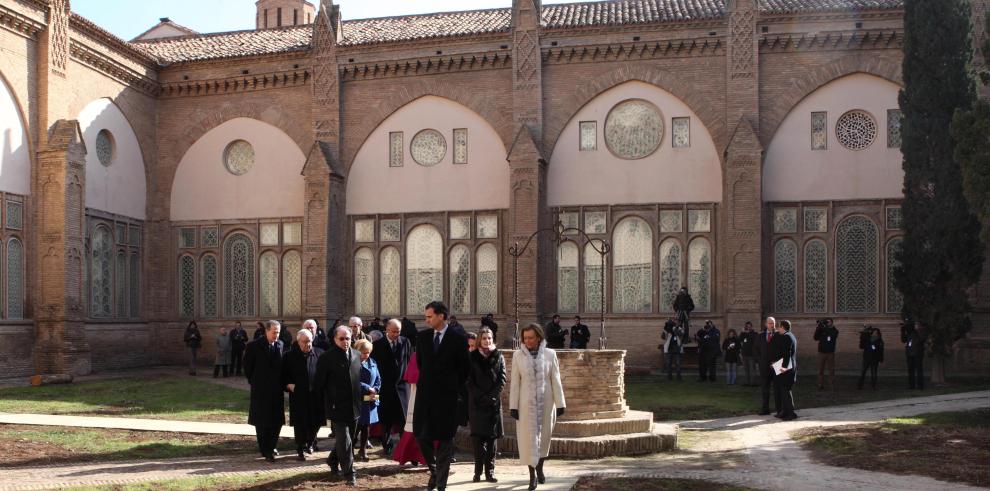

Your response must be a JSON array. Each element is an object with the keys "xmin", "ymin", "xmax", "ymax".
[
  {"xmin": 282, "ymin": 329, "xmax": 326, "ymax": 460},
  {"xmin": 858, "ymin": 327, "xmax": 885, "ymax": 390},
  {"xmin": 183, "ymin": 321, "xmax": 202, "ymax": 376},
  {"xmin": 466, "ymin": 327, "xmax": 506, "ymax": 483}
]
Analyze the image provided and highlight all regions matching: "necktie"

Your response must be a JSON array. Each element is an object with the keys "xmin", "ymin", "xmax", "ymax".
[
  {"xmin": 767, "ymin": 332, "xmax": 772, "ymax": 343},
  {"xmin": 433, "ymin": 332, "xmax": 441, "ymax": 353}
]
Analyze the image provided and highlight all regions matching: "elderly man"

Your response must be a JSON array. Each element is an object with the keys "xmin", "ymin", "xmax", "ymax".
[
  {"xmin": 316, "ymin": 326, "xmax": 363, "ymax": 486},
  {"xmin": 243, "ymin": 320, "xmax": 286, "ymax": 462},
  {"xmin": 371, "ymin": 318, "xmax": 412, "ymax": 456},
  {"xmin": 349, "ymin": 316, "xmax": 367, "ymax": 345},
  {"xmin": 283, "ymin": 328, "xmax": 326, "ymax": 460}
]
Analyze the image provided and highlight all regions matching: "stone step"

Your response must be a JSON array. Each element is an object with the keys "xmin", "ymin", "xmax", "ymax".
[
  {"xmin": 456, "ymin": 422, "xmax": 676, "ymax": 459},
  {"xmin": 502, "ymin": 410, "xmax": 653, "ymax": 437}
]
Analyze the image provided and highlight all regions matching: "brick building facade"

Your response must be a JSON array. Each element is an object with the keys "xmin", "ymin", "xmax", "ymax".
[{"xmin": 1, "ymin": 0, "xmax": 989, "ymax": 377}]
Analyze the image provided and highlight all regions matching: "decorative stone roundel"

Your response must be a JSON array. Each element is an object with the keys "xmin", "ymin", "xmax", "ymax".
[
  {"xmin": 410, "ymin": 129, "xmax": 447, "ymax": 166},
  {"xmin": 835, "ymin": 110, "xmax": 878, "ymax": 151},
  {"xmin": 223, "ymin": 140, "xmax": 255, "ymax": 176},
  {"xmin": 96, "ymin": 129, "xmax": 114, "ymax": 167},
  {"xmin": 604, "ymin": 99, "xmax": 664, "ymax": 160}
]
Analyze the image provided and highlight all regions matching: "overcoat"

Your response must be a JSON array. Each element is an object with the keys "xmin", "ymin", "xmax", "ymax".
[
  {"xmin": 243, "ymin": 338, "xmax": 285, "ymax": 427},
  {"xmin": 413, "ymin": 326, "xmax": 470, "ymax": 440},
  {"xmin": 282, "ymin": 346, "xmax": 326, "ymax": 427},
  {"xmin": 467, "ymin": 348, "xmax": 506, "ymax": 438},
  {"xmin": 509, "ymin": 341, "xmax": 565, "ymax": 468}
]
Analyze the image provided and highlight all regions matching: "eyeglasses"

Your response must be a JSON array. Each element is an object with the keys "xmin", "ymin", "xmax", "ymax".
[{"xmin": 336, "ymin": 337, "xmax": 351, "ymax": 342}]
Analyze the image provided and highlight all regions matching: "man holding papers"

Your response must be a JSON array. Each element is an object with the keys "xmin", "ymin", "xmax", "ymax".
[{"xmin": 770, "ymin": 320, "xmax": 798, "ymax": 421}]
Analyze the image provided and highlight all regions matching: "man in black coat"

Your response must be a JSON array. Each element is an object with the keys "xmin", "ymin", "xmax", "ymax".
[
  {"xmin": 672, "ymin": 287, "xmax": 695, "ymax": 336},
  {"xmin": 570, "ymin": 316, "xmax": 591, "ymax": 349},
  {"xmin": 282, "ymin": 329, "xmax": 326, "ymax": 460},
  {"xmin": 545, "ymin": 315, "xmax": 567, "ymax": 349},
  {"xmin": 415, "ymin": 301, "xmax": 470, "ymax": 491},
  {"xmin": 229, "ymin": 321, "xmax": 249, "ymax": 376},
  {"xmin": 243, "ymin": 320, "xmax": 286, "ymax": 462},
  {"xmin": 770, "ymin": 320, "xmax": 798, "ymax": 421},
  {"xmin": 315, "ymin": 325, "xmax": 363, "ymax": 485},
  {"xmin": 813, "ymin": 318, "xmax": 839, "ymax": 390},
  {"xmin": 694, "ymin": 321, "xmax": 721, "ymax": 382},
  {"xmin": 901, "ymin": 320, "xmax": 927, "ymax": 389},
  {"xmin": 371, "ymin": 318, "xmax": 412, "ymax": 456},
  {"xmin": 753, "ymin": 317, "xmax": 776, "ymax": 415}
]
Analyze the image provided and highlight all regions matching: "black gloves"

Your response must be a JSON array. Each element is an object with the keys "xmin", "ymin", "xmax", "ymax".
[
  {"xmin": 556, "ymin": 407, "xmax": 565, "ymax": 418},
  {"xmin": 510, "ymin": 409, "xmax": 519, "ymax": 420}
]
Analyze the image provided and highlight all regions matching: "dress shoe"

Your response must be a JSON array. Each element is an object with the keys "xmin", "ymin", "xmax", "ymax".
[
  {"xmin": 264, "ymin": 454, "xmax": 276, "ymax": 463},
  {"xmin": 346, "ymin": 475, "xmax": 357, "ymax": 486},
  {"xmin": 272, "ymin": 449, "xmax": 279, "ymax": 456},
  {"xmin": 297, "ymin": 452, "xmax": 306, "ymax": 461},
  {"xmin": 428, "ymin": 473, "xmax": 437, "ymax": 490},
  {"xmin": 305, "ymin": 445, "xmax": 314, "ymax": 455},
  {"xmin": 485, "ymin": 471, "xmax": 498, "ymax": 483},
  {"xmin": 782, "ymin": 414, "xmax": 799, "ymax": 421}
]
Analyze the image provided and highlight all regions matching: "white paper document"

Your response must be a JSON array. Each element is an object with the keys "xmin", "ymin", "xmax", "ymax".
[{"xmin": 772, "ymin": 358, "xmax": 790, "ymax": 375}]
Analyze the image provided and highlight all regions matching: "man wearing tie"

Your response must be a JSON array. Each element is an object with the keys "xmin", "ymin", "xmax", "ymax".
[
  {"xmin": 372, "ymin": 318, "xmax": 412, "ymax": 456},
  {"xmin": 243, "ymin": 320, "xmax": 286, "ymax": 462},
  {"xmin": 315, "ymin": 325, "xmax": 363, "ymax": 486},
  {"xmin": 414, "ymin": 301, "xmax": 470, "ymax": 491},
  {"xmin": 753, "ymin": 316, "xmax": 776, "ymax": 416},
  {"xmin": 771, "ymin": 320, "xmax": 798, "ymax": 421}
]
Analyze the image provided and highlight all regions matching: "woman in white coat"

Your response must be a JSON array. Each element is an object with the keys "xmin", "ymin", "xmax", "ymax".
[{"xmin": 510, "ymin": 323, "xmax": 566, "ymax": 491}]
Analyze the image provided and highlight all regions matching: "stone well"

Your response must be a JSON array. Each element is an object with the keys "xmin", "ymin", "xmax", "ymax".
[{"xmin": 457, "ymin": 349, "xmax": 675, "ymax": 458}]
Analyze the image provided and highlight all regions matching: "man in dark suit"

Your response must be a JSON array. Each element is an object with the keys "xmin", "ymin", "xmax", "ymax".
[
  {"xmin": 753, "ymin": 317, "xmax": 776, "ymax": 415},
  {"xmin": 771, "ymin": 320, "xmax": 798, "ymax": 421},
  {"xmin": 371, "ymin": 318, "xmax": 412, "ymax": 455},
  {"xmin": 315, "ymin": 325, "xmax": 363, "ymax": 486},
  {"xmin": 243, "ymin": 320, "xmax": 286, "ymax": 462},
  {"xmin": 415, "ymin": 301, "xmax": 470, "ymax": 491},
  {"xmin": 282, "ymin": 328, "xmax": 325, "ymax": 460},
  {"xmin": 229, "ymin": 321, "xmax": 249, "ymax": 376}
]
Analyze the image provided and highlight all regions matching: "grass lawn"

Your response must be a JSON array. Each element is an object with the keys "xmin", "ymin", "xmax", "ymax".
[
  {"xmin": 0, "ymin": 425, "xmax": 259, "ymax": 467},
  {"xmin": 572, "ymin": 477, "xmax": 757, "ymax": 491},
  {"xmin": 794, "ymin": 408, "xmax": 990, "ymax": 487},
  {"xmin": 64, "ymin": 468, "xmax": 426, "ymax": 490},
  {"xmin": 626, "ymin": 374, "xmax": 990, "ymax": 421},
  {"xmin": 0, "ymin": 376, "xmax": 249, "ymax": 423}
]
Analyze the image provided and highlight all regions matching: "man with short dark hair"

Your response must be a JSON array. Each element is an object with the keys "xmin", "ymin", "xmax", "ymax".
[
  {"xmin": 545, "ymin": 315, "xmax": 567, "ymax": 349},
  {"xmin": 771, "ymin": 320, "xmax": 798, "ymax": 421},
  {"xmin": 316, "ymin": 325, "xmax": 363, "ymax": 486},
  {"xmin": 230, "ymin": 321, "xmax": 249, "ymax": 376},
  {"xmin": 694, "ymin": 321, "xmax": 721, "ymax": 382},
  {"xmin": 415, "ymin": 301, "xmax": 470, "ymax": 491},
  {"xmin": 243, "ymin": 320, "xmax": 286, "ymax": 462},
  {"xmin": 570, "ymin": 316, "xmax": 591, "ymax": 349},
  {"xmin": 449, "ymin": 315, "xmax": 468, "ymax": 338},
  {"xmin": 813, "ymin": 318, "xmax": 839, "ymax": 390}
]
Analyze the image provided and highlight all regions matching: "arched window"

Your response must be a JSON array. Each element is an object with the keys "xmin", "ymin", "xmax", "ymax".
[
  {"xmin": 406, "ymin": 225, "xmax": 443, "ymax": 313},
  {"xmin": 612, "ymin": 217, "xmax": 653, "ymax": 313},
  {"xmin": 178, "ymin": 255, "xmax": 196, "ymax": 318},
  {"xmin": 202, "ymin": 254, "xmax": 218, "ymax": 318},
  {"xmin": 449, "ymin": 245, "xmax": 471, "ymax": 314},
  {"xmin": 129, "ymin": 252, "xmax": 140, "ymax": 318},
  {"xmin": 887, "ymin": 238, "xmax": 904, "ymax": 314},
  {"xmin": 659, "ymin": 239, "xmax": 682, "ymax": 312},
  {"xmin": 116, "ymin": 252, "xmax": 127, "ymax": 318},
  {"xmin": 688, "ymin": 238, "xmax": 712, "ymax": 312},
  {"xmin": 774, "ymin": 240, "xmax": 797, "ymax": 313},
  {"xmin": 259, "ymin": 252, "xmax": 280, "ymax": 317},
  {"xmin": 91, "ymin": 226, "xmax": 113, "ymax": 317},
  {"xmin": 354, "ymin": 248, "xmax": 374, "ymax": 316},
  {"xmin": 557, "ymin": 242, "xmax": 578, "ymax": 313},
  {"xmin": 6, "ymin": 237, "xmax": 23, "ymax": 319},
  {"xmin": 836, "ymin": 216, "xmax": 879, "ymax": 313},
  {"xmin": 804, "ymin": 240, "xmax": 828, "ymax": 313},
  {"xmin": 584, "ymin": 243, "xmax": 606, "ymax": 313},
  {"xmin": 224, "ymin": 233, "xmax": 255, "ymax": 317},
  {"xmin": 380, "ymin": 247, "xmax": 401, "ymax": 315},
  {"xmin": 283, "ymin": 250, "xmax": 302, "ymax": 317},
  {"xmin": 477, "ymin": 243, "xmax": 498, "ymax": 314}
]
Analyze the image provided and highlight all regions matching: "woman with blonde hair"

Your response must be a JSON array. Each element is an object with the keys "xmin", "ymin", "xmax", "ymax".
[{"xmin": 509, "ymin": 323, "xmax": 565, "ymax": 490}]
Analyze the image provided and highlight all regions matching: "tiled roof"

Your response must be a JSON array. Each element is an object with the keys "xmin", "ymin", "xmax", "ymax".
[{"xmin": 128, "ymin": 0, "xmax": 904, "ymax": 64}]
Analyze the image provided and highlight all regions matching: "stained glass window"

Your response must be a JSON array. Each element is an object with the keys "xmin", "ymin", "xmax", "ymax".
[
  {"xmin": 5, "ymin": 201, "xmax": 22, "ymax": 230},
  {"xmin": 886, "ymin": 206, "xmax": 903, "ymax": 230},
  {"xmin": 96, "ymin": 129, "xmax": 114, "ymax": 166},
  {"xmin": 202, "ymin": 255, "xmax": 218, "ymax": 318},
  {"xmin": 129, "ymin": 253, "xmax": 140, "ymax": 317},
  {"xmin": 660, "ymin": 239, "xmax": 682, "ymax": 312},
  {"xmin": 449, "ymin": 245, "xmax": 471, "ymax": 314},
  {"xmin": 672, "ymin": 117, "xmax": 690, "ymax": 148},
  {"xmin": 179, "ymin": 227, "xmax": 196, "ymax": 248},
  {"xmin": 612, "ymin": 217, "xmax": 653, "ymax": 313},
  {"xmin": 116, "ymin": 223, "xmax": 127, "ymax": 244},
  {"xmin": 224, "ymin": 140, "xmax": 254, "ymax": 176},
  {"xmin": 380, "ymin": 219, "xmax": 401, "ymax": 242},
  {"xmin": 116, "ymin": 252, "xmax": 127, "ymax": 318},
  {"xmin": 283, "ymin": 250, "xmax": 302, "ymax": 317},
  {"xmin": 410, "ymin": 129, "xmax": 446, "ymax": 166},
  {"xmin": 450, "ymin": 216, "xmax": 471, "ymax": 240},
  {"xmin": 774, "ymin": 240, "xmax": 797, "ymax": 313},
  {"xmin": 887, "ymin": 238, "xmax": 904, "ymax": 314},
  {"xmin": 91, "ymin": 226, "xmax": 113, "ymax": 317},
  {"xmin": 558, "ymin": 242, "xmax": 578, "ymax": 313},
  {"xmin": 477, "ymin": 243, "xmax": 498, "ymax": 313},
  {"xmin": 585, "ymin": 211, "xmax": 607, "ymax": 235},
  {"xmin": 811, "ymin": 111, "xmax": 827, "ymax": 150},
  {"xmin": 836, "ymin": 216, "xmax": 878, "ymax": 313},
  {"xmin": 224, "ymin": 233, "xmax": 255, "ymax": 317},
  {"xmin": 477, "ymin": 216, "xmax": 498, "ymax": 239},
  {"xmin": 6, "ymin": 238, "xmax": 23, "ymax": 319},
  {"xmin": 774, "ymin": 208, "xmax": 798, "ymax": 234},
  {"xmin": 259, "ymin": 252, "xmax": 280, "ymax": 317},
  {"xmin": 380, "ymin": 247, "xmax": 401, "ymax": 315},
  {"xmin": 584, "ymin": 242, "xmax": 606, "ymax": 313},
  {"xmin": 178, "ymin": 255, "xmax": 195, "ymax": 318},
  {"xmin": 887, "ymin": 109, "xmax": 903, "ymax": 149},
  {"xmin": 660, "ymin": 210, "xmax": 682, "ymax": 233},
  {"xmin": 201, "ymin": 227, "xmax": 219, "ymax": 248},
  {"xmin": 804, "ymin": 240, "xmax": 827, "ymax": 313},
  {"xmin": 579, "ymin": 121, "xmax": 597, "ymax": 151},
  {"xmin": 283, "ymin": 223, "xmax": 303, "ymax": 245},
  {"xmin": 129, "ymin": 226, "xmax": 141, "ymax": 246},
  {"xmin": 260, "ymin": 223, "xmax": 280, "ymax": 246},
  {"xmin": 688, "ymin": 210, "xmax": 711, "ymax": 233},
  {"xmin": 604, "ymin": 100, "xmax": 664, "ymax": 160},
  {"xmin": 406, "ymin": 225, "xmax": 443, "ymax": 313},
  {"xmin": 804, "ymin": 208, "xmax": 827, "ymax": 233},
  {"xmin": 355, "ymin": 219, "xmax": 375, "ymax": 243},
  {"xmin": 559, "ymin": 212, "xmax": 579, "ymax": 234},
  {"xmin": 389, "ymin": 132, "xmax": 404, "ymax": 167},
  {"xmin": 688, "ymin": 238, "xmax": 712, "ymax": 312},
  {"xmin": 453, "ymin": 128, "xmax": 468, "ymax": 164},
  {"xmin": 354, "ymin": 248, "xmax": 374, "ymax": 315},
  {"xmin": 836, "ymin": 110, "xmax": 878, "ymax": 151}
]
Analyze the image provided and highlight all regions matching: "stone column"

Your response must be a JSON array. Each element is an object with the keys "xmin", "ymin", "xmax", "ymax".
[{"xmin": 722, "ymin": 0, "xmax": 764, "ymax": 328}]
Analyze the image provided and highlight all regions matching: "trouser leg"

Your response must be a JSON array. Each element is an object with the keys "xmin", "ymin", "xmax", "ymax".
[
  {"xmin": 213, "ymin": 365, "xmax": 220, "ymax": 377},
  {"xmin": 858, "ymin": 361, "xmax": 868, "ymax": 388},
  {"xmin": 434, "ymin": 439, "xmax": 454, "ymax": 489},
  {"xmin": 333, "ymin": 420, "xmax": 356, "ymax": 477},
  {"xmin": 773, "ymin": 375, "xmax": 782, "ymax": 413},
  {"xmin": 916, "ymin": 357, "xmax": 924, "ymax": 389},
  {"xmin": 760, "ymin": 371, "xmax": 771, "ymax": 412},
  {"xmin": 673, "ymin": 353, "xmax": 682, "ymax": 379},
  {"xmin": 417, "ymin": 436, "xmax": 438, "ymax": 476},
  {"xmin": 698, "ymin": 356, "xmax": 707, "ymax": 380},
  {"xmin": 189, "ymin": 348, "xmax": 197, "ymax": 374},
  {"xmin": 472, "ymin": 436, "xmax": 484, "ymax": 477},
  {"xmin": 485, "ymin": 438, "xmax": 497, "ymax": 472},
  {"xmin": 907, "ymin": 356, "xmax": 917, "ymax": 388},
  {"xmin": 222, "ymin": 364, "xmax": 228, "ymax": 377},
  {"xmin": 255, "ymin": 426, "xmax": 268, "ymax": 456}
]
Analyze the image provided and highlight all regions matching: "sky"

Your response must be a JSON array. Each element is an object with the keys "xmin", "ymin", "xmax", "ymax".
[{"xmin": 72, "ymin": 0, "xmax": 588, "ymax": 41}]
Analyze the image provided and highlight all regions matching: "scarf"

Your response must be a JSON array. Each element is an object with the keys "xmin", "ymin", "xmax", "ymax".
[{"xmin": 479, "ymin": 346, "xmax": 493, "ymax": 357}]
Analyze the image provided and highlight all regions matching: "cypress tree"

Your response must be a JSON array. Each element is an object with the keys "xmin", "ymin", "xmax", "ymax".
[
  {"xmin": 896, "ymin": 0, "xmax": 984, "ymax": 385},
  {"xmin": 952, "ymin": 15, "xmax": 990, "ymax": 243}
]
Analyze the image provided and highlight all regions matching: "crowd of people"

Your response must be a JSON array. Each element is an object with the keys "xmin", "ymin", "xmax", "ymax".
[{"xmin": 186, "ymin": 304, "xmax": 564, "ymax": 490}]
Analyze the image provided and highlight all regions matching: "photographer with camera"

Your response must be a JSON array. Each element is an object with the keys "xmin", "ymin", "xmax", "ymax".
[
  {"xmin": 660, "ymin": 317, "xmax": 686, "ymax": 381},
  {"xmin": 694, "ymin": 320, "xmax": 721, "ymax": 383},
  {"xmin": 857, "ymin": 326, "xmax": 885, "ymax": 390},
  {"xmin": 901, "ymin": 319, "xmax": 927, "ymax": 389},
  {"xmin": 813, "ymin": 318, "xmax": 839, "ymax": 390}
]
